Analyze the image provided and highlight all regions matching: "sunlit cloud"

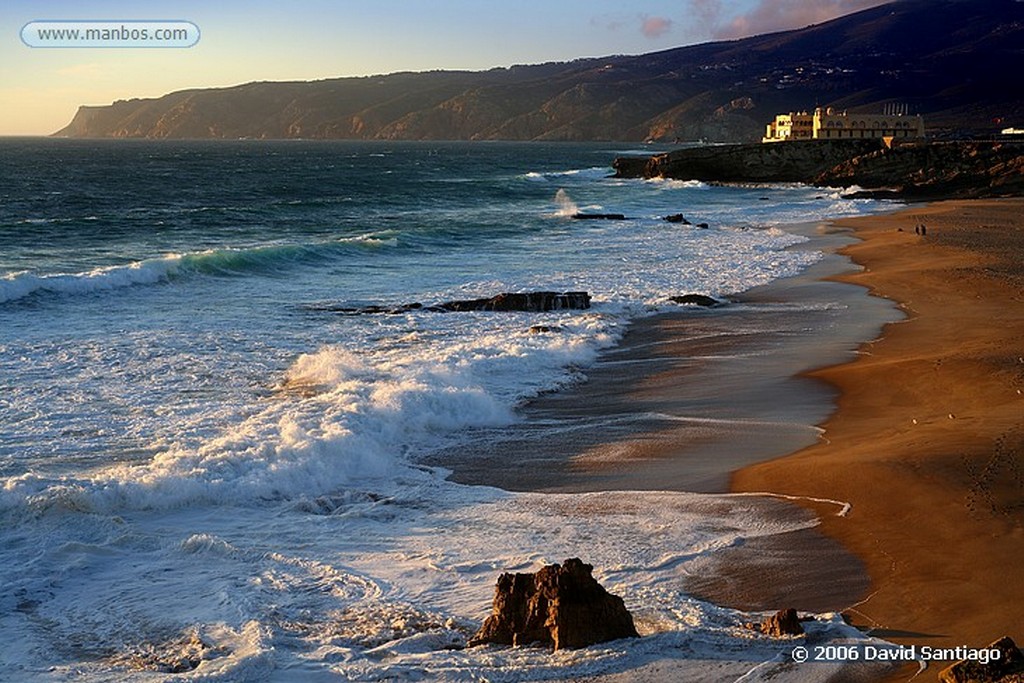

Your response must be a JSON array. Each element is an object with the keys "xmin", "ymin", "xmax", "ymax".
[
  {"xmin": 715, "ymin": 0, "xmax": 890, "ymax": 39},
  {"xmin": 641, "ymin": 15, "xmax": 673, "ymax": 38}
]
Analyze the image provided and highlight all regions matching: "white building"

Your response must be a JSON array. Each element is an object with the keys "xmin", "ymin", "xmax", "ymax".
[{"xmin": 764, "ymin": 107, "xmax": 925, "ymax": 142}]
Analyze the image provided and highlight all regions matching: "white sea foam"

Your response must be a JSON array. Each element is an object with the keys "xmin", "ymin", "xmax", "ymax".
[
  {"xmin": 0, "ymin": 144, "xmax": 902, "ymax": 680},
  {"xmin": 0, "ymin": 257, "xmax": 182, "ymax": 304},
  {"xmin": 647, "ymin": 177, "xmax": 709, "ymax": 189},
  {"xmin": 523, "ymin": 166, "xmax": 611, "ymax": 182},
  {"xmin": 0, "ymin": 311, "xmax": 624, "ymax": 513},
  {"xmin": 0, "ymin": 479, "xmax": 893, "ymax": 682},
  {"xmin": 0, "ymin": 237, "xmax": 399, "ymax": 305}
]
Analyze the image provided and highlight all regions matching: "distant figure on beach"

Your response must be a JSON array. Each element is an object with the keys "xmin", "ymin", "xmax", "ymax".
[
  {"xmin": 921, "ymin": 224, "xmax": 927, "ymax": 236},
  {"xmin": 915, "ymin": 225, "xmax": 920, "ymax": 235}
]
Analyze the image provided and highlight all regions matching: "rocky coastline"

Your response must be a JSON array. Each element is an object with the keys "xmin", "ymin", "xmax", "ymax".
[{"xmin": 613, "ymin": 140, "xmax": 1024, "ymax": 200}]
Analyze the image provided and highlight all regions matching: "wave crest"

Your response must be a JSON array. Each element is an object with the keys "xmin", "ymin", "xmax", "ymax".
[{"xmin": 0, "ymin": 235, "xmax": 399, "ymax": 305}]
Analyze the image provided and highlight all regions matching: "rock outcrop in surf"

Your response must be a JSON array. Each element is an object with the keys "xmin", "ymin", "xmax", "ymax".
[
  {"xmin": 669, "ymin": 294, "xmax": 725, "ymax": 307},
  {"xmin": 469, "ymin": 558, "xmax": 639, "ymax": 650},
  {"xmin": 316, "ymin": 291, "xmax": 592, "ymax": 315}
]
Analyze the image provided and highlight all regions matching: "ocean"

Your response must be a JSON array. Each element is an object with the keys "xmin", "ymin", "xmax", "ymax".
[{"xmin": 1, "ymin": 139, "xmax": 893, "ymax": 681}]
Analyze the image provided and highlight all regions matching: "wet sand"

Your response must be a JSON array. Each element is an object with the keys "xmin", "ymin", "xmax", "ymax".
[
  {"xmin": 733, "ymin": 199, "xmax": 1024, "ymax": 680},
  {"xmin": 428, "ymin": 218, "xmax": 899, "ymax": 613},
  {"xmin": 432, "ymin": 200, "xmax": 1023, "ymax": 680}
]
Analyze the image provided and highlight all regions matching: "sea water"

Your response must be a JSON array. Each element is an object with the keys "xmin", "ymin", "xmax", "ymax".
[{"xmin": 1, "ymin": 139, "xmax": 894, "ymax": 681}]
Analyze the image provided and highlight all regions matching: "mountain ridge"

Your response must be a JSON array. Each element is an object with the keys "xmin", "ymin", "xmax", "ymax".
[{"xmin": 54, "ymin": 0, "xmax": 1024, "ymax": 141}]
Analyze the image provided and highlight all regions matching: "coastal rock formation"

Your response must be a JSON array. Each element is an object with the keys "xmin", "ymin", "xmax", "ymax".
[
  {"xmin": 760, "ymin": 608, "xmax": 804, "ymax": 638},
  {"xmin": 318, "ymin": 302, "xmax": 425, "ymax": 315},
  {"xmin": 316, "ymin": 291, "xmax": 592, "ymax": 315},
  {"xmin": 939, "ymin": 637, "xmax": 1024, "ymax": 683},
  {"xmin": 670, "ymin": 294, "xmax": 724, "ymax": 307},
  {"xmin": 469, "ymin": 558, "xmax": 639, "ymax": 650},
  {"xmin": 571, "ymin": 212, "xmax": 626, "ymax": 220},
  {"xmin": 110, "ymin": 630, "xmax": 227, "ymax": 674},
  {"xmin": 613, "ymin": 140, "xmax": 883, "ymax": 183},
  {"xmin": 815, "ymin": 141, "xmax": 1024, "ymax": 199},
  {"xmin": 438, "ymin": 291, "xmax": 591, "ymax": 312},
  {"xmin": 615, "ymin": 140, "xmax": 1024, "ymax": 200},
  {"xmin": 527, "ymin": 325, "xmax": 564, "ymax": 334}
]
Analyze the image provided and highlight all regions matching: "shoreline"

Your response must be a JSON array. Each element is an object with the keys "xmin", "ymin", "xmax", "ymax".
[
  {"xmin": 429, "ymin": 213, "xmax": 902, "ymax": 614},
  {"xmin": 733, "ymin": 198, "xmax": 1024, "ymax": 679},
  {"xmin": 429, "ymin": 217, "xmax": 900, "ymax": 495},
  {"xmin": 431, "ymin": 198, "xmax": 1023, "ymax": 679}
]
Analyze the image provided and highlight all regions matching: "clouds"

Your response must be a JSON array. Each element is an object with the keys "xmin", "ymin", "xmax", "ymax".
[
  {"xmin": 597, "ymin": 0, "xmax": 892, "ymax": 44},
  {"xmin": 594, "ymin": 13, "xmax": 674, "ymax": 40},
  {"xmin": 641, "ymin": 15, "xmax": 673, "ymax": 38},
  {"xmin": 714, "ymin": 0, "xmax": 891, "ymax": 40}
]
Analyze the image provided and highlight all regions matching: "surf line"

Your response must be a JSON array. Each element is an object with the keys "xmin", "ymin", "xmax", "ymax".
[{"xmin": 729, "ymin": 490, "xmax": 852, "ymax": 518}]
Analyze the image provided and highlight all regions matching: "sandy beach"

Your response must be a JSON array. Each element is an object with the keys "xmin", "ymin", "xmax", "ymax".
[
  {"xmin": 432, "ymin": 198, "xmax": 1024, "ymax": 681},
  {"xmin": 733, "ymin": 199, "xmax": 1024, "ymax": 679}
]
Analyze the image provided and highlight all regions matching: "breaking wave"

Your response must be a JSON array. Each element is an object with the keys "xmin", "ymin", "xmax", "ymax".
[{"xmin": 0, "ymin": 234, "xmax": 399, "ymax": 305}]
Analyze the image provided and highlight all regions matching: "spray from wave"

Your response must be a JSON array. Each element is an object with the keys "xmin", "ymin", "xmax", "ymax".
[{"xmin": 553, "ymin": 189, "xmax": 579, "ymax": 217}]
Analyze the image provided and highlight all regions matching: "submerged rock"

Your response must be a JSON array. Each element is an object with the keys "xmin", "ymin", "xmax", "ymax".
[
  {"xmin": 469, "ymin": 557, "xmax": 639, "ymax": 650},
  {"xmin": 109, "ymin": 629, "xmax": 227, "ymax": 674},
  {"xmin": 316, "ymin": 302, "xmax": 425, "ymax": 315},
  {"xmin": 664, "ymin": 213, "xmax": 691, "ymax": 224},
  {"xmin": 316, "ymin": 292, "xmax": 591, "ymax": 315},
  {"xmin": 571, "ymin": 212, "xmax": 626, "ymax": 220},
  {"xmin": 527, "ymin": 324, "xmax": 564, "ymax": 334},
  {"xmin": 670, "ymin": 294, "xmax": 724, "ymax": 307},
  {"xmin": 438, "ymin": 291, "xmax": 591, "ymax": 312}
]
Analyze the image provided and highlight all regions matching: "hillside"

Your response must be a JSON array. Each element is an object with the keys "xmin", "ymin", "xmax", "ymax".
[{"xmin": 54, "ymin": 0, "xmax": 1024, "ymax": 141}]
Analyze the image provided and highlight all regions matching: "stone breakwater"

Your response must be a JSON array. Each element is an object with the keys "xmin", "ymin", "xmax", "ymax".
[{"xmin": 613, "ymin": 140, "xmax": 1024, "ymax": 200}]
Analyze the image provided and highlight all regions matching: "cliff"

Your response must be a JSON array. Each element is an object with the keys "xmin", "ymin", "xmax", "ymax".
[
  {"xmin": 612, "ymin": 140, "xmax": 1024, "ymax": 199},
  {"xmin": 612, "ymin": 140, "xmax": 884, "ymax": 183},
  {"xmin": 54, "ymin": 0, "xmax": 1024, "ymax": 141},
  {"xmin": 816, "ymin": 141, "xmax": 1024, "ymax": 199}
]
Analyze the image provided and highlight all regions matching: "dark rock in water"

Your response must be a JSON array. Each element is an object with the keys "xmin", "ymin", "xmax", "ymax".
[
  {"xmin": 318, "ymin": 292, "xmax": 591, "ymax": 315},
  {"xmin": 939, "ymin": 637, "xmax": 1024, "ymax": 683},
  {"xmin": 439, "ymin": 291, "xmax": 591, "ymax": 312},
  {"xmin": 528, "ymin": 325, "xmax": 564, "ymax": 334},
  {"xmin": 664, "ymin": 214, "xmax": 691, "ymax": 224},
  {"xmin": 322, "ymin": 302, "xmax": 424, "ymax": 315},
  {"xmin": 469, "ymin": 557, "xmax": 639, "ymax": 650},
  {"xmin": 110, "ymin": 630, "xmax": 227, "ymax": 674},
  {"xmin": 695, "ymin": 222, "xmax": 709, "ymax": 229},
  {"xmin": 760, "ymin": 608, "xmax": 804, "ymax": 637},
  {"xmin": 670, "ymin": 294, "xmax": 723, "ymax": 307},
  {"xmin": 572, "ymin": 212, "xmax": 626, "ymax": 220}
]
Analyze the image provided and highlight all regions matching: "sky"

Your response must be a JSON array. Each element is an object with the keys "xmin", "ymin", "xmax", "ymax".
[{"xmin": 1, "ymin": 0, "xmax": 889, "ymax": 135}]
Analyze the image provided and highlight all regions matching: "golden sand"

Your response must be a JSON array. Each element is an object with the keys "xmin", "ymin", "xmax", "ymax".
[{"xmin": 733, "ymin": 199, "xmax": 1024, "ymax": 679}]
